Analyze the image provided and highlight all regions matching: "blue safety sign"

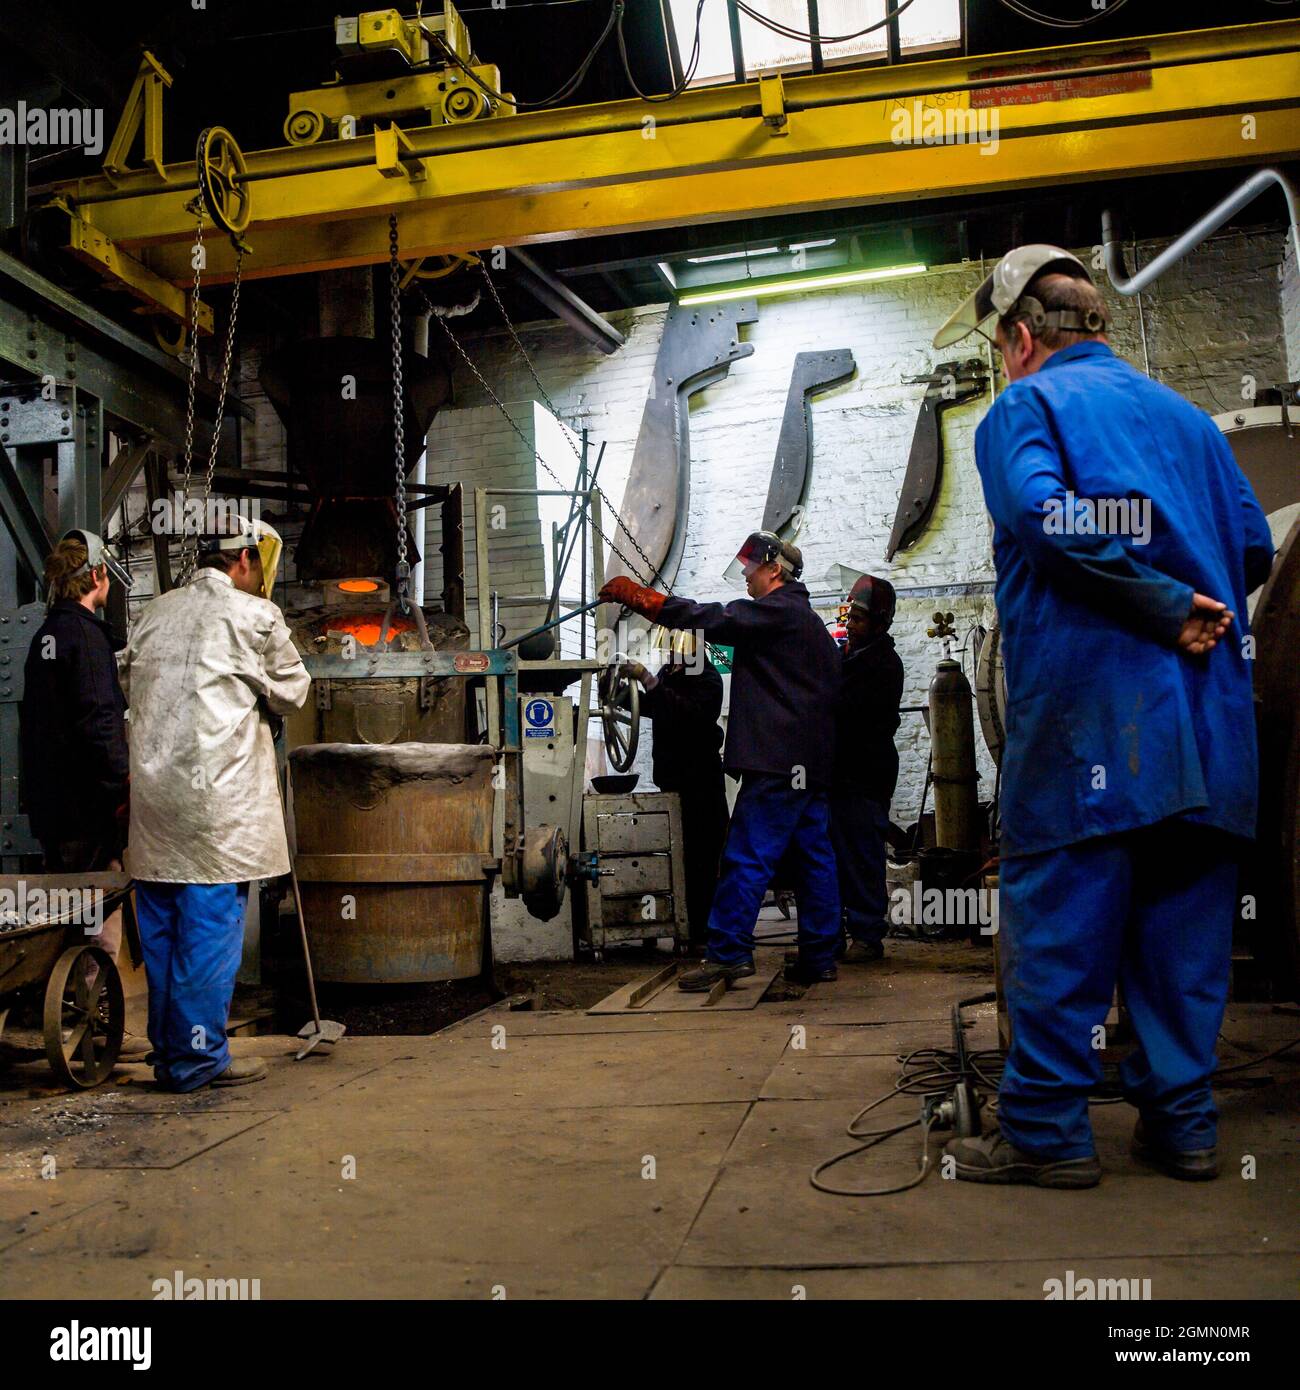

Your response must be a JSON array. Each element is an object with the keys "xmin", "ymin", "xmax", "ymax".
[{"xmin": 524, "ymin": 698, "xmax": 555, "ymax": 739}]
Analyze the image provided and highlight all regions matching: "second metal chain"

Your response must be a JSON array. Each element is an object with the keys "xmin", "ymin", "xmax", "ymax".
[
  {"xmin": 177, "ymin": 209, "xmax": 245, "ymax": 586},
  {"xmin": 469, "ymin": 262, "xmax": 675, "ymax": 594},
  {"xmin": 390, "ymin": 214, "xmax": 410, "ymax": 612}
]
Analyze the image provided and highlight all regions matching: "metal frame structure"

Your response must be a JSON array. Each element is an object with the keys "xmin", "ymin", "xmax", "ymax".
[
  {"xmin": 472, "ymin": 483, "xmax": 609, "ymax": 896},
  {"xmin": 37, "ymin": 20, "xmax": 1300, "ymax": 294},
  {"xmin": 0, "ymin": 248, "xmax": 249, "ymax": 871}
]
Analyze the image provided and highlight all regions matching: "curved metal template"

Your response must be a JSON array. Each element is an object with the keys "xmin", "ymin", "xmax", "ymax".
[
  {"xmin": 762, "ymin": 348, "xmax": 856, "ymax": 537},
  {"xmin": 604, "ymin": 299, "xmax": 757, "ymax": 595},
  {"xmin": 886, "ymin": 357, "xmax": 989, "ymax": 560}
]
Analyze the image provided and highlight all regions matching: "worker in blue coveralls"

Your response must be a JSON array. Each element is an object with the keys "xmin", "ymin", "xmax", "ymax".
[
  {"xmin": 932, "ymin": 245, "xmax": 1275, "ymax": 1189},
  {"xmin": 599, "ymin": 532, "xmax": 842, "ymax": 991}
]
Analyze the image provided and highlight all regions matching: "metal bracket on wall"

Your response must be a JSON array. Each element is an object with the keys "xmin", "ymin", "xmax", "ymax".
[
  {"xmin": 886, "ymin": 358, "xmax": 989, "ymax": 561},
  {"xmin": 604, "ymin": 299, "xmax": 757, "ymax": 593},
  {"xmin": 761, "ymin": 348, "xmax": 855, "ymax": 536}
]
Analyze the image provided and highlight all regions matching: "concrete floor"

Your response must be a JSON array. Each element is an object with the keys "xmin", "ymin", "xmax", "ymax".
[{"xmin": 1, "ymin": 935, "xmax": 1297, "ymax": 1300}]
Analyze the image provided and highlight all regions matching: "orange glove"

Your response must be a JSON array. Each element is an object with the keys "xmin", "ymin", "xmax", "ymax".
[{"xmin": 598, "ymin": 576, "xmax": 667, "ymax": 620}]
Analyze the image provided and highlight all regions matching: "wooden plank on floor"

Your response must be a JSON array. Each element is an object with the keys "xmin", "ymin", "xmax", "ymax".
[{"xmin": 587, "ymin": 963, "xmax": 782, "ymax": 1014}]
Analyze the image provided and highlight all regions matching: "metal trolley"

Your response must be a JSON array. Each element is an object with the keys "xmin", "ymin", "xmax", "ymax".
[{"xmin": 0, "ymin": 872, "xmax": 131, "ymax": 1089}]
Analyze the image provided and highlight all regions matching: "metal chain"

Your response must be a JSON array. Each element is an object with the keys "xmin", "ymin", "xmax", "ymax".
[
  {"xmin": 176, "ymin": 215, "xmax": 245, "ymax": 586},
  {"xmin": 471, "ymin": 260, "xmax": 672, "ymax": 594},
  {"xmin": 427, "ymin": 305, "xmax": 658, "ymax": 593},
  {"xmin": 390, "ymin": 214, "xmax": 410, "ymax": 612},
  {"xmin": 176, "ymin": 207, "xmax": 205, "ymax": 581}
]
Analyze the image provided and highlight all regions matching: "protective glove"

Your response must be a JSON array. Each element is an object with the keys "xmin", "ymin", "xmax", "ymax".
[{"xmin": 598, "ymin": 576, "xmax": 667, "ymax": 620}]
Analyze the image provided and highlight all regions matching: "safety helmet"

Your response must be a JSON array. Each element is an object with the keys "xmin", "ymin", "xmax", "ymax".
[
  {"xmin": 847, "ymin": 574, "xmax": 897, "ymax": 629},
  {"xmin": 200, "ymin": 516, "xmax": 284, "ymax": 601},
  {"xmin": 724, "ymin": 529, "xmax": 803, "ymax": 588},
  {"xmin": 933, "ymin": 244, "xmax": 1103, "ymax": 349},
  {"xmin": 57, "ymin": 528, "xmax": 131, "ymax": 591}
]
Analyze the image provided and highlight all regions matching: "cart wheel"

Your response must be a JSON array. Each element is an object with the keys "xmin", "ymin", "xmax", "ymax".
[{"xmin": 43, "ymin": 945, "xmax": 123, "ymax": 1089}]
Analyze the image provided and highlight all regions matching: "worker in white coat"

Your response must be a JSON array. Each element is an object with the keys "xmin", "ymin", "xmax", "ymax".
[{"xmin": 118, "ymin": 518, "xmax": 310, "ymax": 1091}]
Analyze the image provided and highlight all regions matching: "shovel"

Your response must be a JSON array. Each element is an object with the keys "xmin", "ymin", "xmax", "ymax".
[{"xmin": 278, "ymin": 767, "xmax": 345, "ymax": 1060}]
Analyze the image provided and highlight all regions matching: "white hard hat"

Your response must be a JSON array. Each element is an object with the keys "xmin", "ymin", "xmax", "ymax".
[{"xmin": 933, "ymin": 244, "xmax": 1097, "ymax": 348}]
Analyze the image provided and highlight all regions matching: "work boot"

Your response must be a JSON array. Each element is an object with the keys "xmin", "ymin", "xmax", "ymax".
[
  {"xmin": 1131, "ymin": 1118, "xmax": 1219, "ymax": 1181},
  {"xmin": 944, "ymin": 1131, "xmax": 1101, "ymax": 1189},
  {"xmin": 782, "ymin": 959, "xmax": 838, "ymax": 985},
  {"xmin": 839, "ymin": 939, "xmax": 884, "ymax": 964},
  {"xmin": 118, "ymin": 1033, "xmax": 152, "ymax": 1060},
  {"xmin": 677, "ymin": 961, "xmax": 755, "ymax": 992},
  {"xmin": 211, "ymin": 1057, "xmax": 268, "ymax": 1087}
]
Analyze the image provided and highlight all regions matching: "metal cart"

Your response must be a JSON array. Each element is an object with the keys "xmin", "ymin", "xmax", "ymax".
[{"xmin": 0, "ymin": 872, "xmax": 130, "ymax": 1089}]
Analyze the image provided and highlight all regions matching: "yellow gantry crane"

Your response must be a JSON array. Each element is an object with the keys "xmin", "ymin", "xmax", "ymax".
[{"xmin": 29, "ymin": 7, "xmax": 1300, "ymax": 336}]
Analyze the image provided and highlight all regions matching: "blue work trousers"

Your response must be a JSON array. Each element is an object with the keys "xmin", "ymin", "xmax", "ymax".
[
  {"xmin": 135, "ymin": 881, "xmax": 249, "ymax": 1092},
  {"xmin": 706, "ymin": 774, "xmax": 840, "ymax": 970},
  {"xmin": 998, "ymin": 822, "xmax": 1238, "ymax": 1160}
]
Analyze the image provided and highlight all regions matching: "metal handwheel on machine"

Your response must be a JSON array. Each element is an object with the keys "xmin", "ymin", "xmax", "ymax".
[{"xmin": 598, "ymin": 662, "xmax": 640, "ymax": 773}]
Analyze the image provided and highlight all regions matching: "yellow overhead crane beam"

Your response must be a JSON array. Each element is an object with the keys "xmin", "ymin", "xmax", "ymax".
[{"xmin": 41, "ymin": 19, "xmax": 1300, "ymax": 297}]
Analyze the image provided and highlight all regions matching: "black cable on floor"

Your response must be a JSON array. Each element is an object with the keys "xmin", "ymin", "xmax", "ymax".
[{"xmin": 809, "ymin": 1027, "xmax": 1300, "ymax": 1197}]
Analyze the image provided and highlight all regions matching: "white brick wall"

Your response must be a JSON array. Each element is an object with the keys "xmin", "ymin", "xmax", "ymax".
[{"xmin": 1282, "ymin": 232, "xmax": 1300, "ymax": 383}]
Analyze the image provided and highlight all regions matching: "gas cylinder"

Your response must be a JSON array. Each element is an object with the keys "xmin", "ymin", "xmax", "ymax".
[{"xmin": 928, "ymin": 658, "xmax": 980, "ymax": 852}]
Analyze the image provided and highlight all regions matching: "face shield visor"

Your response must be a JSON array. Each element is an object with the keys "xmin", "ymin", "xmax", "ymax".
[
  {"xmin": 204, "ymin": 519, "xmax": 284, "ymax": 601},
  {"xmin": 59, "ymin": 529, "xmax": 132, "ymax": 592},
  {"xmin": 650, "ymin": 625, "xmax": 699, "ymax": 667},
  {"xmin": 932, "ymin": 244, "xmax": 1095, "ymax": 349},
  {"xmin": 847, "ymin": 574, "xmax": 897, "ymax": 629},
  {"xmin": 723, "ymin": 530, "xmax": 803, "ymax": 588}
]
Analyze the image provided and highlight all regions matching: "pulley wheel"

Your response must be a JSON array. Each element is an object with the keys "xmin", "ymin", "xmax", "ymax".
[
  {"xmin": 520, "ymin": 823, "xmax": 568, "ymax": 922},
  {"xmin": 284, "ymin": 108, "xmax": 326, "ymax": 145},
  {"xmin": 598, "ymin": 663, "xmax": 639, "ymax": 773},
  {"xmin": 196, "ymin": 126, "xmax": 251, "ymax": 236},
  {"xmin": 43, "ymin": 945, "xmax": 123, "ymax": 1090}
]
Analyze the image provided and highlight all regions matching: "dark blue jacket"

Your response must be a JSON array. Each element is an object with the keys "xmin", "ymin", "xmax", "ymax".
[
  {"xmin": 975, "ymin": 341, "xmax": 1274, "ymax": 857},
  {"xmin": 658, "ymin": 579, "xmax": 839, "ymax": 790},
  {"xmin": 835, "ymin": 633, "xmax": 904, "ymax": 804},
  {"xmin": 20, "ymin": 600, "xmax": 129, "ymax": 846}
]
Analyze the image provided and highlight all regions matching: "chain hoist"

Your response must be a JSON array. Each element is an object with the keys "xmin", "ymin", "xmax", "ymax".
[
  {"xmin": 389, "ymin": 214, "xmax": 411, "ymax": 614},
  {"xmin": 176, "ymin": 126, "xmax": 250, "ymax": 585}
]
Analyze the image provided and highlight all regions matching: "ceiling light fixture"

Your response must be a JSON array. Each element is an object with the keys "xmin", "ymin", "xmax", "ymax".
[{"xmin": 677, "ymin": 263, "xmax": 927, "ymax": 306}]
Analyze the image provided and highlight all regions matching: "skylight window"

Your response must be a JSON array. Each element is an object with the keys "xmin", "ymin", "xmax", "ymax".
[{"xmin": 666, "ymin": 0, "xmax": 961, "ymax": 85}]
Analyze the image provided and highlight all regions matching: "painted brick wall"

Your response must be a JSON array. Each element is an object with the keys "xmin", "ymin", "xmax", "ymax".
[{"xmin": 1283, "ymin": 232, "xmax": 1300, "ymax": 383}]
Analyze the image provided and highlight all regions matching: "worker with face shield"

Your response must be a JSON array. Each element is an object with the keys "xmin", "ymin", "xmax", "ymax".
[
  {"xmin": 117, "ymin": 517, "xmax": 310, "ymax": 1092},
  {"xmin": 622, "ymin": 628, "xmax": 727, "ymax": 950},
  {"xmin": 931, "ymin": 246, "xmax": 1274, "ymax": 1188},
  {"xmin": 600, "ymin": 530, "xmax": 841, "ymax": 990},
  {"xmin": 829, "ymin": 575, "xmax": 904, "ymax": 962}
]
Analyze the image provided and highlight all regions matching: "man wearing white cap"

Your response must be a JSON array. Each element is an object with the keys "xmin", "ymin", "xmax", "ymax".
[
  {"xmin": 117, "ymin": 518, "xmax": 310, "ymax": 1091},
  {"xmin": 933, "ymin": 246, "xmax": 1273, "ymax": 1189}
]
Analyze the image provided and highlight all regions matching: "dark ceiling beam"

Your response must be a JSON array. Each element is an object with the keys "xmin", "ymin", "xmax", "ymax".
[
  {"xmin": 507, "ymin": 249, "xmax": 626, "ymax": 356},
  {"xmin": 0, "ymin": 14, "xmax": 124, "ymax": 112}
]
